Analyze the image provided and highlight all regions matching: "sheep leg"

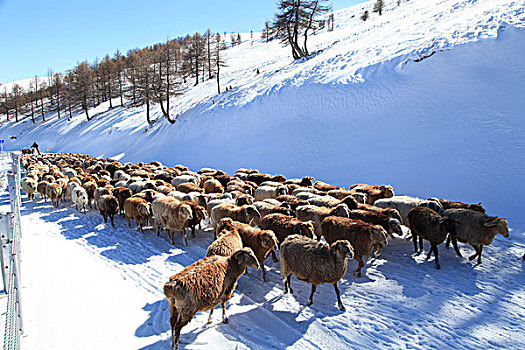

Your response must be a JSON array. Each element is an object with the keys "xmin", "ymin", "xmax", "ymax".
[
  {"xmin": 445, "ymin": 234, "xmax": 451, "ymax": 249},
  {"xmin": 283, "ymin": 274, "xmax": 292, "ymax": 294},
  {"xmin": 307, "ymin": 284, "xmax": 317, "ymax": 306},
  {"xmin": 127, "ymin": 218, "xmax": 131, "ymax": 228},
  {"xmin": 412, "ymin": 233, "xmax": 419, "ymax": 252},
  {"xmin": 110, "ymin": 215, "xmax": 115, "ymax": 228},
  {"xmin": 426, "ymin": 248, "xmax": 433, "ymax": 260},
  {"xmin": 207, "ymin": 308, "xmax": 214, "ymax": 324},
  {"xmin": 174, "ymin": 314, "xmax": 191, "ymax": 350},
  {"xmin": 477, "ymin": 245, "xmax": 483, "ymax": 265},
  {"xmin": 432, "ymin": 244, "xmax": 441, "ymax": 270},
  {"xmin": 451, "ymin": 236, "xmax": 462, "ymax": 257},
  {"xmin": 419, "ymin": 237, "xmax": 424, "ymax": 252},
  {"xmin": 191, "ymin": 226, "xmax": 196, "ymax": 238},
  {"xmin": 168, "ymin": 304, "xmax": 179, "ymax": 349},
  {"xmin": 271, "ymin": 250, "xmax": 279, "ymax": 263},
  {"xmin": 221, "ymin": 301, "xmax": 228, "ymax": 324},
  {"xmin": 353, "ymin": 258, "xmax": 365, "ymax": 278},
  {"xmin": 374, "ymin": 244, "xmax": 383, "ymax": 258},
  {"xmin": 169, "ymin": 230, "xmax": 175, "ymax": 245},
  {"xmin": 103, "ymin": 213, "xmax": 108, "ymax": 223},
  {"xmin": 157, "ymin": 225, "xmax": 161, "ymax": 237},
  {"xmin": 182, "ymin": 229, "xmax": 188, "ymax": 246},
  {"xmin": 333, "ymin": 283, "xmax": 345, "ymax": 311},
  {"xmin": 261, "ymin": 261, "xmax": 269, "ymax": 282}
]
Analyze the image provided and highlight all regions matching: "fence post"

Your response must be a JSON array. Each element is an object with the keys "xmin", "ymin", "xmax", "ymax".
[{"xmin": 0, "ymin": 213, "xmax": 10, "ymax": 294}]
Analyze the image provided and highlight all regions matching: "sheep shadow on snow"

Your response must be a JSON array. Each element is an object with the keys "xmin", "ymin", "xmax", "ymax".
[{"xmin": 19, "ymin": 195, "xmax": 199, "ymax": 266}]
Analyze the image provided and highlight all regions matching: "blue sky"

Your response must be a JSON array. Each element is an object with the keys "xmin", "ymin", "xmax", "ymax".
[{"xmin": 0, "ymin": 0, "xmax": 365, "ymax": 84}]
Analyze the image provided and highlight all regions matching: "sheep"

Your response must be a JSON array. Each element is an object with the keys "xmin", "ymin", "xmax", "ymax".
[
  {"xmin": 21, "ymin": 177, "xmax": 38, "ymax": 200},
  {"xmin": 171, "ymin": 174, "xmax": 200, "ymax": 187},
  {"xmin": 259, "ymin": 213, "xmax": 315, "ymax": 262},
  {"xmin": 252, "ymin": 201, "xmax": 293, "ymax": 227},
  {"xmin": 210, "ymin": 203, "xmax": 261, "ymax": 235},
  {"xmin": 46, "ymin": 183, "xmax": 63, "ymax": 208},
  {"xmin": 347, "ymin": 209, "xmax": 403, "ymax": 237},
  {"xmin": 357, "ymin": 203, "xmax": 403, "ymax": 223},
  {"xmin": 206, "ymin": 196, "xmax": 235, "ymax": 222},
  {"xmin": 247, "ymin": 173, "xmax": 286, "ymax": 185},
  {"xmin": 374, "ymin": 196, "xmax": 443, "ymax": 225},
  {"xmin": 307, "ymin": 195, "xmax": 359, "ymax": 210},
  {"xmin": 163, "ymin": 248, "xmax": 259, "ymax": 350},
  {"xmin": 284, "ymin": 176, "xmax": 314, "ymax": 187},
  {"xmin": 98, "ymin": 194, "xmax": 120, "ymax": 228},
  {"xmin": 407, "ymin": 207, "xmax": 458, "ymax": 269},
  {"xmin": 296, "ymin": 203, "xmax": 351, "ymax": 240},
  {"xmin": 275, "ymin": 195, "xmax": 309, "ymax": 211},
  {"xmin": 350, "ymin": 184, "xmax": 395, "ymax": 205},
  {"xmin": 71, "ymin": 187, "xmax": 89, "ymax": 213},
  {"xmin": 217, "ymin": 218, "xmax": 279, "ymax": 282},
  {"xmin": 321, "ymin": 216, "xmax": 388, "ymax": 277},
  {"xmin": 442, "ymin": 209, "xmax": 509, "ymax": 264},
  {"xmin": 181, "ymin": 200, "xmax": 206, "ymax": 237},
  {"xmin": 203, "ymin": 178, "xmax": 224, "ymax": 194},
  {"xmin": 82, "ymin": 180, "xmax": 98, "ymax": 208},
  {"xmin": 112, "ymin": 187, "xmax": 133, "ymax": 215},
  {"xmin": 206, "ymin": 220, "xmax": 243, "ymax": 257},
  {"xmin": 37, "ymin": 180, "xmax": 50, "ymax": 201},
  {"xmin": 279, "ymin": 235, "xmax": 354, "ymax": 310},
  {"xmin": 176, "ymin": 182, "xmax": 203, "ymax": 194},
  {"xmin": 93, "ymin": 187, "xmax": 112, "ymax": 210},
  {"xmin": 152, "ymin": 197, "xmax": 193, "ymax": 245},
  {"xmin": 313, "ymin": 181, "xmax": 340, "ymax": 192},
  {"xmin": 429, "ymin": 197, "xmax": 486, "ymax": 213},
  {"xmin": 123, "ymin": 197, "xmax": 152, "ymax": 233}
]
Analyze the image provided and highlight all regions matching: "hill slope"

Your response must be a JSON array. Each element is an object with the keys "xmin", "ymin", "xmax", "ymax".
[{"xmin": 1, "ymin": 0, "xmax": 525, "ymax": 231}]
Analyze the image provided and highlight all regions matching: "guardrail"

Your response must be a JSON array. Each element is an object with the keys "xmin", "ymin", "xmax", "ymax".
[{"xmin": 1, "ymin": 152, "xmax": 23, "ymax": 350}]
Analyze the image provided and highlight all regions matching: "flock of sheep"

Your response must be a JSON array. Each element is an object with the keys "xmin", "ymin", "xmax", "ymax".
[{"xmin": 18, "ymin": 153, "xmax": 510, "ymax": 350}]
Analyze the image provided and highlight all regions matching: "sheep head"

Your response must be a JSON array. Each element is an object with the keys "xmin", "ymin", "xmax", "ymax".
[
  {"xmin": 388, "ymin": 218, "xmax": 403, "ymax": 236},
  {"xmin": 232, "ymin": 248, "xmax": 259, "ymax": 270},
  {"xmin": 261, "ymin": 230, "xmax": 279, "ymax": 252},
  {"xmin": 332, "ymin": 203, "xmax": 350, "ymax": 217},
  {"xmin": 294, "ymin": 221, "xmax": 315, "ymax": 238},
  {"xmin": 380, "ymin": 185, "xmax": 395, "ymax": 198},
  {"xmin": 276, "ymin": 186, "xmax": 288, "ymax": 197},
  {"xmin": 341, "ymin": 195, "xmax": 359, "ymax": 210},
  {"xmin": 330, "ymin": 240, "xmax": 354, "ymax": 261},
  {"xmin": 244, "ymin": 205, "xmax": 261, "ymax": 221},
  {"xmin": 179, "ymin": 204, "xmax": 193, "ymax": 222},
  {"xmin": 484, "ymin": 217, "xmax": 509, "ymax": 238},
  {"xmin": 469, "ymin": 202, "xmax": 486, "ymax": 213}
]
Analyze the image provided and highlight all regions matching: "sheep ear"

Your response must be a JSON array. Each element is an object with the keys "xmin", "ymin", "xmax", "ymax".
[{"xmin": 484, "ymin": 218, "xmax": 498, "ymax": 227}]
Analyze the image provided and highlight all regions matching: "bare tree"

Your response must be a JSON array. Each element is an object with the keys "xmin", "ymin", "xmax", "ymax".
[
  {"xmin": 114, "ymin": 50, "xmax": 125, "ymax": 107},
  {"xmin": 72, "ymin": 61, "xmax": 93, "ymax": 121},
  {"xmin": 2, "ymin": 86, "xmax": 10, "ymax": 121},
  {"xmin": 206, "ymin": 29, "xmax": 213, "ymax": 79},
  {"xmin": 100, "ymin": 55, "xmax": 116, "ymax": 108},
  {"xmin": 11, "ymin": 84, "xmax": 23, "ymax": 122},
  {"xmin": 214, "ymin": 33, "xmax": 228, "ymax": 94},
  {"xmin": 154, "ymin": 39, "xmax": 182, "ymax": 124}
]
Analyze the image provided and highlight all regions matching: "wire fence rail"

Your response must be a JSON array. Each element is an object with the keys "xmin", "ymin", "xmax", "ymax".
[{"xmin": 1, "ymin": 152, "xmax": 23, "ymax": 350}]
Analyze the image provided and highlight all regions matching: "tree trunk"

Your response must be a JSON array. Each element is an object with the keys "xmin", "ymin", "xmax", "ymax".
[
  {"xmin": 107, "ymin": 71, "xmax": 113, "ymax": 108},
  {"xmin": 118, "ymin": 72, "xmax": 124, "ymax": 107},
  {"xmin": 57, "ymin": 87, "xmax": 61, "ymax": 118},
  {"xmin": 31, "ymin": 100, "xmax": 35, "ymax": 123},
  {"xmin": 195, "ymin": 53, "xmax": 199, "ymax": 86},
  {"xmin": 216, "ymin": 65, "xmax": 221, "ymax": 94},
  {"xmin": 40, "ymin": 95, "xmax": 45, "ymax": 122}
]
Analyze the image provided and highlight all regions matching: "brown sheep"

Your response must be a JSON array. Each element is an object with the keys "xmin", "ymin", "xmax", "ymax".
[
  {"xmin": 259, "ymin": 213, "xmax": 315, "ymax": 262},
  {"xmin": 407, "ymin": 207, "xmax": 458, "ymax": 269},
  {"xmin": 181, "ymin": 200, "xmax": 206, "ymax": 237},
  {"xmin": 280, "ymin": 235, "xmax": 354, "ymax": 310},
  {"xmin": 275, "ymin": 195, "xmax": 309, "ymax": 211},
  {"xmin": 82, "ymin": 180, "xmax": 98, "ymax": 208},
  {"xmin": 98, "ymin": 194, "xmax": 120, "ymax": 228},
  {"xmin": 210, "ymin": 203, "xmax": 261, "ymax": 235},
  {"xmin": 296, "ymin": 203, "xmax": 351, "ymax": 240},
  {"xmin": 123, "ymin": 197, "xmax": 152, "ymax": 233},
  {"xmin": 347, "ymin": 209, "xmax": 403, "ymax": 237},
  {"xmin": 321, "ymin": 216, "xmax": 388, "ymax": 277},
  {"xmin": 176, "ymin": 182, "xmax": 203, "ymax": 194},
  {"xmin": 152, "ymin": 197, "xmax": 193, "ymax": 245},
  {"xmin": 164, "ymin": 248, "xmax": 259, "ymax": 350},
  {"xmin": 206, "ymin": 220, "xmax": 243, "ymax": 257},
  {"xmin": 46, "ymin": 183, "xmax": 63, "ymax": 208},
  {"xmin": 217, "ymin": 218, "xmax": 279, "ymax": 282},
  {"xmin": 93, "ymin": 187, "xmax": 112, "ymax": 210},
  {"xmin": 37, "ymin": 180, "xmax": 50, "ymax": 201},
  {"xmin": 349, "ymin": 184, "xmax": 395, "ymax": 205},
  {"xmin": 313, "ymin": 181, "xmax": 340, "ymax": 192},
  {"xmin": 284, "ymin": 176, "xmax": 314, "ymax": 187},
  {"xmin": 252, "ymin": 201, "xmax": 293, "ymax": 227},
  {"xmin": 443, "ymin": 209, "xmax": 509, "ymax": 264},
  {"xmin": 113, "ymin": 187, "xmax": 133, "ymax": 215},
  {"xmin": 429, "ymin": 197, "xmax": 486, "ymax": 213},
  {"xmin": 203, "ymin": 178, "xmax": 224, "ymax": 194},
  {"xmin": 357, "ymin": 203, "xmax": 403, "ymax": 223}
]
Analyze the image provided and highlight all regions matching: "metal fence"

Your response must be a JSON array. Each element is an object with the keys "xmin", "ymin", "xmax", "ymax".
[{"xmin": 1, "ymin": 152, "xmax": 23, "ymax": 350}]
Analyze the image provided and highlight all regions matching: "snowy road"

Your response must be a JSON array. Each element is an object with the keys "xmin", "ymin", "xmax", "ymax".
[{"xmin": 9, "ymin": 190, "xmax": 524, "ymax": 349}]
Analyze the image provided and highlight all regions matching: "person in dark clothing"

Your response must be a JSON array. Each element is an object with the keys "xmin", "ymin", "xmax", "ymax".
[{"xmin": 31, "ymin": 142, "xmax": 41, "ymax": 155}]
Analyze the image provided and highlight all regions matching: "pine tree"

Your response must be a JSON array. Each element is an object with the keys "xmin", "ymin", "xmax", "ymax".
[
  {"xmin": 361, "ymin": 10, "xmax": 369, "ymax": 21},
  {"xmin": 373, "ymin": 0, "xmax": 385, "ymax": 16}
]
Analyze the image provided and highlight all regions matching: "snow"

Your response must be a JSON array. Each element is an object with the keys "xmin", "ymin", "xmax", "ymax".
[{"xmin": 0, "ymin": 0, "xmax": 524, "ymax": 348}]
